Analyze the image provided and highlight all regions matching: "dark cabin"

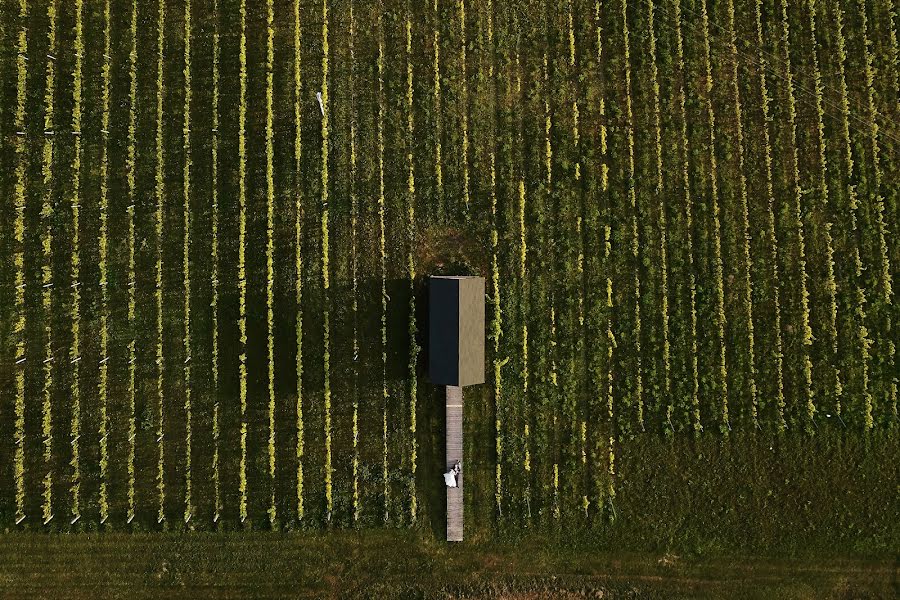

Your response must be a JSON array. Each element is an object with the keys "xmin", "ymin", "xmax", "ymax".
[{"xmin": 429, "ymin": 276, "xmax": 485, "ymax": 387}]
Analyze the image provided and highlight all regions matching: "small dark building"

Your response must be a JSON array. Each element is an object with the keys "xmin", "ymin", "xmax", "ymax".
[{"xmin": 429, "ymin": 276, "xmax": 485, "ymax": 387}]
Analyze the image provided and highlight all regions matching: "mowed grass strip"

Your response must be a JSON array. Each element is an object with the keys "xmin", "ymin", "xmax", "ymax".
[{"xmin": 0, "ymin": 530, "xmax": 896, "ymax": 599}]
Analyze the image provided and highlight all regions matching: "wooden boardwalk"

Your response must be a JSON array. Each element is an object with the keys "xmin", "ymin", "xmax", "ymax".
[{"xmin": 446, "ymin": 385, "xmax": 464, "ymax": 541}]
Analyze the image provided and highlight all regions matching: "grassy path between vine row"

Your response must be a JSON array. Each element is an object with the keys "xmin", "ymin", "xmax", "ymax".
[{"xmin": 0, "ymin": 531, "xmax": 895, "ymax": 599}]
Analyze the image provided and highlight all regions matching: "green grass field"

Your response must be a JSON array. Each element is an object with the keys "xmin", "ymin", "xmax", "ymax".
[
  {"xmin": 0, "ymin": 0, "xmax": 898, "ymax": 595},
  {"xmin": 0, "ymin": 530, "xmax": 897, "ymax": 598}
]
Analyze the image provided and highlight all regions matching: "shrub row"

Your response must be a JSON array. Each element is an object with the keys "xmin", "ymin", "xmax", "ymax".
[
  {"xmin": 542, "ymin": 37, "xmax": 560, "ymax": 517},
  {"xmin": 182, "ymin": 0, "xmax": 194, "ymax": 525},
  {"xmin": 126, "ymin": 0, "xmax": 138, "ymax": 523},
  {"xmin": 320, "ymin": 0, "xmax": 333, "ymax": 522},
  {"xmin": 459, "ymin": 0, "xmax": 470, "ymax": 211},
  {"xmin": 567, "ymin": 0, "xmax": 587, "ymax": 514},
  {"xmin": 405, "ymin": 0, "xmax": 419, "ymax": 523},
  {"xmin": 621, "ymin": 0, "xmax": 644, "ymax": 434},
  {"xmin": 265, "ymin": 0, "xmax": 276, "ymax": 525},
  {"xmin": 211, "ymin": 0, "xmax": 222, "ymax": 523},
  {"xmin": 69, "ymin": 0, "xmax": 85, "ymax": 524},
  {"xmin": 40, "ymin": 0, "xmax": 59, "ymax": 525},
  {"xmin": 377, "ymin": 8, "xmax": 389, "ymax": 522},
  {"xmin": 238, "ymin": 0, "xmax": 248, "ymax": 523},
  {"xmin": 13, "ymin": 0, "xmax": 29, "ymax": 526},
  {"xmin": 488, "ymin": 0, "xmax": 502, "ymax": 517},
  {"xmin": 293, "ymin": 0, "xmax": 305, "ymax": 522},
  {"xmin": 349, "ymin": 0, "xmax": 359, "ymax": 525},
  {"xmin": 154, "ymin": 0, "xmax": 167, "ymax": 524},
  {"xmin": 699, "ymin": 0, "xmax": 729, "ymax": 433},
  {"xmin": 855, "ymin": 0, "xmax": 892, "ymax": 303},
  {"xmin": 98, "ymin": 0, "xmax": 112, "ymax": 525},
  {"xmin": 514, "ymin": 20, "xmax": 530, "ymax": 516},
  {"xmin": 432, "ymin": 0, "xmax": 443, "ymax": 209}
]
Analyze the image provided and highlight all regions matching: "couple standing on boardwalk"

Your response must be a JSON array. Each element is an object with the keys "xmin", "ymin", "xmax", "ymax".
[{"xmin": 443, "ymin": 461, "xmax": 462, "ymax": 488}]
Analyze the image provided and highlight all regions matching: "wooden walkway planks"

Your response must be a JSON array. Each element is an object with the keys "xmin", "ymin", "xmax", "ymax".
[{"xmin": 446, "ymin": 385, "xmax": 463, "ymax": 541}]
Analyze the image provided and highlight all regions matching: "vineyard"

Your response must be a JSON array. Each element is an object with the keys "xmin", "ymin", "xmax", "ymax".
[{"xmin": 0, "ymin": 0, "xmax": 897, "ymax": 553}]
